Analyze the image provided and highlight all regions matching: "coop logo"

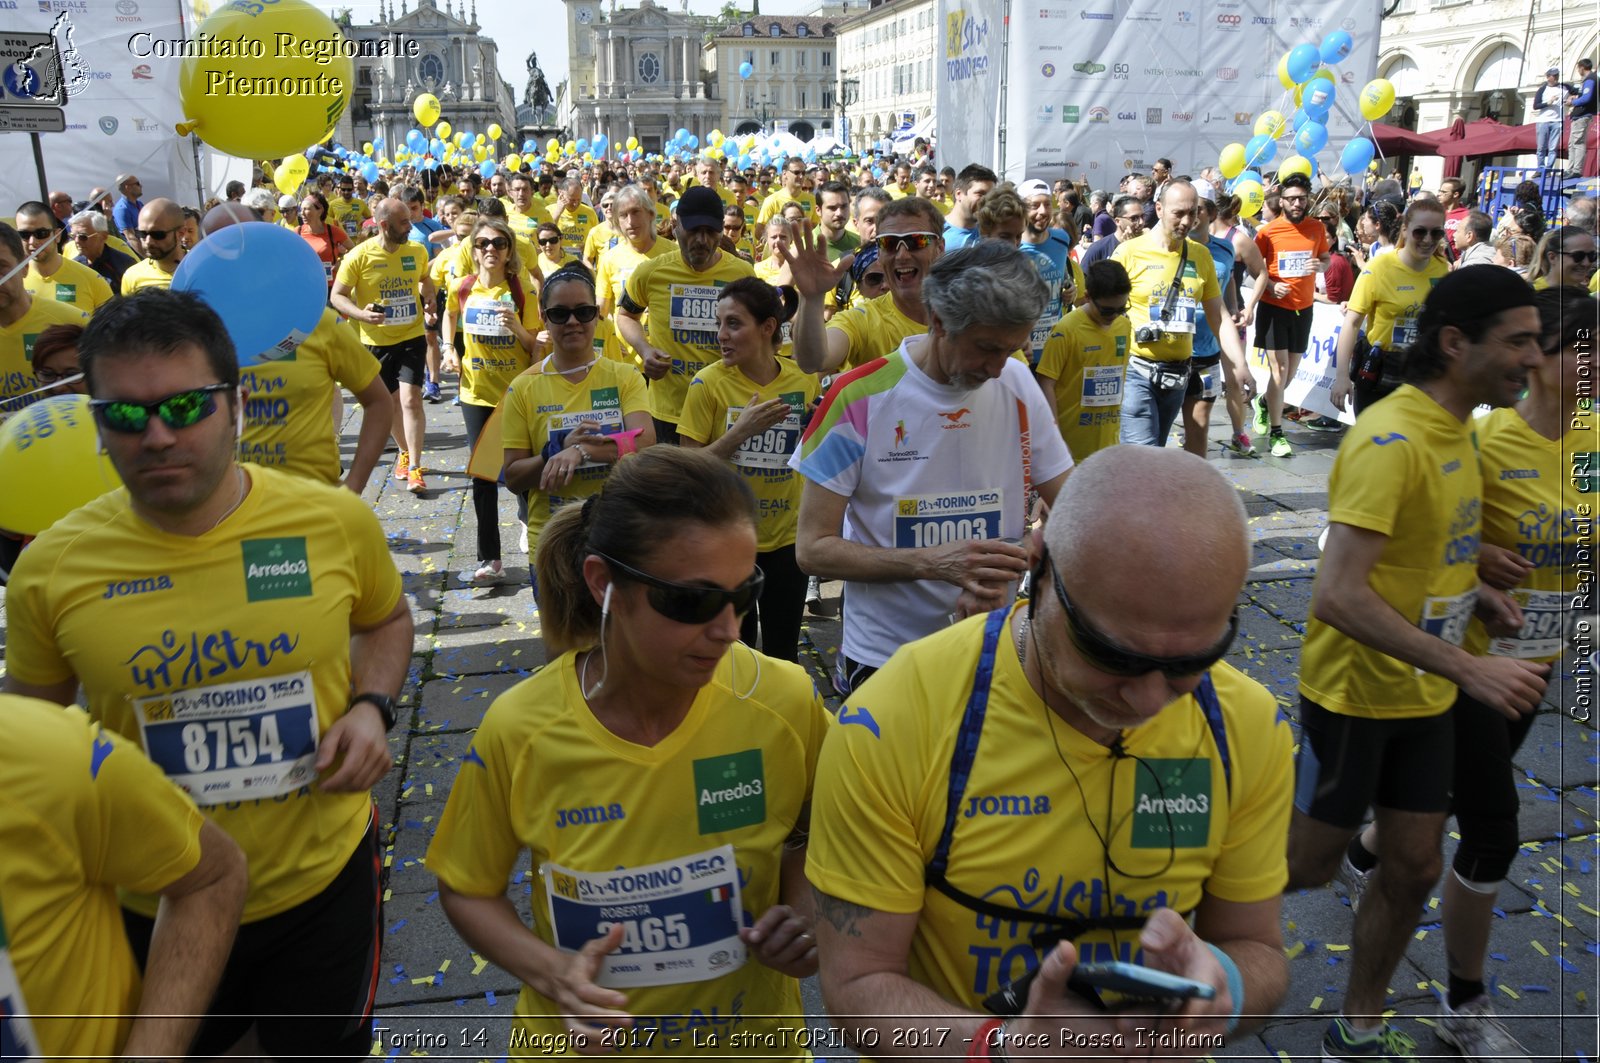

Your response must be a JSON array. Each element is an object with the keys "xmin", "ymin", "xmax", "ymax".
[
  {"xmin": 1170, "ymin": 110, "xmax": 1193, "ymax": 122},
  {"xmin": 114, "ymin": 0, "xmax": 140, "ymax": 18},
  {"xmin": 131, "ymin": 64, "xmax": 152, "ymax": 79},
  {"xmin": 1216, "ymin": 12, "xmax": 1241, "ymax": 25},
  {"xmin": 1063, "ymin": 104, "xmax": 1080, "ymax": 123},
  {"xmin": 1216, "ymin": 67, "xmax": 1238, "ymax": 81},
  {"xmin": 1040, "ymin": 62, "xmax": 1056, "ymax": 77},
  {"xmin": 1073, "ymin": 60, "xmax": 1106, "ymax": 76},
  {"xmin": 1145, "ymin": 107, "xmax": 1163, "ymax": 125},
  {"xmin": 1088, "ymin": 106, "xmax": 1111, "ymax": 123},
  {"xmin": 1251, "ymin": 15, "xmax": 1275, "ymax": 24}
]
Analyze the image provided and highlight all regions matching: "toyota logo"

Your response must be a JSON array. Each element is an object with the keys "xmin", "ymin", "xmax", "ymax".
[{"xmin": 115, "ymin": 0, "xmax": 137, "ymax": 12}]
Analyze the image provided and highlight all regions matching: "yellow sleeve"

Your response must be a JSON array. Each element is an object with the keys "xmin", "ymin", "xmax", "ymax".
[
  {"xmin": 501, "ymin": 377, "xmax": 536, "ymax": 451},
  {"xmin": 595, "ymin": 251, "xmax": 618, "ymax": 303},
  {"xmin": 325, "ymin": 315, "xmax": 382, "ymax": 391},
  {"xmin": 118, "ymin": 268, "xmax": 138, "ymax": 296},
  {"xmin": 676, "ymin": 370, "xmax": 720, "ymax": 445},
  {"xmin": 1197, "ymin": 672, "xmax": 1294, "ymax": 903},
  {"xmin": 1347, "ymin": 270, "xmax": 1376, "ymax": 319},
  {"xmin": 1328, "ymin": 430, "xmax": 1416, "ymax": 537},
  {"xmin": 1037, "ymin": 324, "xmax": 1070, "ymax": 381},
  {"xmin": 427, "ymin": 698, "xmax": 528, "ymax": 896},
  {"xmin": 446, "ymin": 279, "xmax": 464, "ymax": 318},
  {"xmin": 618, "ymin": 365, "xmax": 649, "ymax": 416},
  {"xmin": 622, "ymin": 254, "xmax": 656, "ymax": 311},
  {"xmin": 519, "ymin": 272, "xmax": 541, "ymax": 331},
  {"xmin": 333, "ymin": 247, "xmax": 361, "ymax": 291},
  {"xmin": 329, "ymin": 490, "xmax": 404, "ymax": 628},
  {"xmin": 85, "ymin": 270, "xmax": 114, "ymax": 310},
  {"xmin": 2, "ymin": 539, "xmax": 74, "ymax": 686},
  {"xmin": 826, "ymin": 305, "xmax": 867, "ymax": 364}
]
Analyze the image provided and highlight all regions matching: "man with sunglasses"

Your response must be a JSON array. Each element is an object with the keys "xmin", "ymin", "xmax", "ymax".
[
  {"xmin": 329, "ymin": 175, "xmax": 371, "ymax": 240},
  {"xmin": 0, "ymin": 222, "xmax": 90, "ymax": 429},
  {"xmin": 808, "ymin": 446, "xmax": 1293, "ymax": 1056},
  {"xmin": 1078, "ymin": 194, "xmax": 1146, "ymax": 271},
  {"xmin": 14, "ymin": 200, "xmax": 113, "ymax": 314},
  {"xmin": 111, "ymin": 173, "xmax": 144, "ymax": 256},
  {"xmin": 1036, "ymin": 259, "xmax": 1134, "ymax": 462},
  {"xmin": 67, "ymin": 209, "xmax": 137, "ymax": 292},
  {"xmin": 1289, "ymin": 267, "xmax": 1548, "ymax": 1063},
  {"xmin": 757, "ymin": 159, "xmax": 819, "ymax": 228},
  {"xmin": 119, "ymin": 199, "xmax": 187, "ymax": 295},
  {"xmin": 5, "ymin": 288, "xmax": 413, "ymax": 1059}
]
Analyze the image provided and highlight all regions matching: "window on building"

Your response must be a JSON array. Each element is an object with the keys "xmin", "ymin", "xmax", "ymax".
[
  {"xmin": 742, "ymin": 22, "xmax": 754, "ymax": 35},
  {"xmin": 823, "ymin": 88, "xmax": 835, "ymax": 108},
  {"xmin": 797, "ymin": 22, "xmax": 808, "ymax": 36},
  {"xmin": 418, "ymin": 53, "xmax": 445, "ymax": 85},
  {"xmin": 744, "ymin": 50, "xmax": 754, "ymax": 66},
  {"xmin": 798, "ymin": 50, "xmax": 806, "ymax": 68},
  {"xmin": 799, "ymin": 88, "xmax": 807, "ymax": 109},
  {"xmin": 638, "ymin": 53, "xmax": 661, "ymax": 83},
  {"xmin": 770, "ymin": 50, "xmax": 781, "ymax": 67},
  {"xmin": 770, "ymin": 22, "xmax": 781, "ymax": 35},
  {"xmin": 823, "ymin": 50, "xmax": 832, "ymax": 68}
]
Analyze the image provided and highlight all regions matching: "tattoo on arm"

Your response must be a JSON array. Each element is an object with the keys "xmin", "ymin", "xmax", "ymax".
[{"xmin": 813, "ymin": 887, "xmax": 870, "ymax": 938}]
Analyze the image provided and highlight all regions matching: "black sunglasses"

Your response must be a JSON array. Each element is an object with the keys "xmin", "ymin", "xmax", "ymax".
[
  {"xmin": 16, "ymin": 227, "xmax": 55, "ymax": 241},
  {"xmin": 135, "ymin": 227, "xmax": 175, "ymax": 241},
  {"xmin": 538, "ymin": 236, "xmax": 563, "ymax": 246},
  {"xmin": 1046, "ymin": 555, "xmax": 1237, "ymax": 678},
  {"xmin": 474, "ymin": 237, "xmax": 510, "ymax": 251},
  {"xmin": 1409, "ymin": 227, "xmax": 1446, "ymax": 241},
  {"xmin": 597, "ymin": 552, "xmax": 764, "ymax": 625},
  {"xmin": 544, "ymin": 304, "xmax": 600, "ymax": 324},
  {"xmin": 90, "ymin": 383, "xmax": 233, "ymax": 434},
  {"xmin": 862, "ymin": 271, "xmax": 886, "ymax": 286},
  {"xmin": 1093, "ymin": 300, "xmax": 1129, "ymax": 318},
  {"xmin": 1558, "ymin": 249, "xmax": 1598, "ymax": 264}
]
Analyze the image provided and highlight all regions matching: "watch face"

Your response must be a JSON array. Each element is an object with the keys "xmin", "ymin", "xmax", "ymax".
[{"xmin": 577, "ymin": 7, "xmax": 593, "ymax": 22}]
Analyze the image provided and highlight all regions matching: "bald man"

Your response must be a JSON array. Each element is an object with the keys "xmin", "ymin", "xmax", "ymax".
[
  {"xmin": 808, "ymin": 446, "xmax": 1294, "ymax": 1060},
  {"xmin": 120, "ymin": 198, "xmax": 186, "ymax": 294}
]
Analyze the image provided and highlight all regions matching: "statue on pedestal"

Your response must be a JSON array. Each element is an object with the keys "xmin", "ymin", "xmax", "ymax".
[{"xmin": 524, "ymin": 52, "xmax": 554, "ymax": 121}]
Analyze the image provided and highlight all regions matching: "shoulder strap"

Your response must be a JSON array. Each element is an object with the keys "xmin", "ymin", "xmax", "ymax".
[
  {"xmin": 1193, "ymin": 672, "xmax": 1232, "ymax": 799},
  {"xmin": 926, "ymin": 608, "xmax": 1008, "ymax": 881},
  {"xmin": 456, "ymin": 273, "xmax": 476, "ymax": 309}
]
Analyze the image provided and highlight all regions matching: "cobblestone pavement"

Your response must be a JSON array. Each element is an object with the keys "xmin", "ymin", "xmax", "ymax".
[{"xmin": 2, "ymin": 393, "xmax": 1595, "ymax": 1061}]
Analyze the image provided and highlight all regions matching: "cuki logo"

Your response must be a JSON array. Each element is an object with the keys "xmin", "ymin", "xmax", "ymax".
[{"xmin": 1215, "ymin": 67, "xmax": 1238, "ymax": 80}]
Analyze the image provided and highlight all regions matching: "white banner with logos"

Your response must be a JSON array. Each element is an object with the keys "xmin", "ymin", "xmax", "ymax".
[
  {"xmin": 1246, "ymin": 299, "xmax": 1354, "ymax": 425},
  {"xmin": 999, "ymin": 0, "xmax": 1381, "ymax": 184},
  {"xmin": 934, "ymin": 0, "xmax": 1004, "ymax": 172}
]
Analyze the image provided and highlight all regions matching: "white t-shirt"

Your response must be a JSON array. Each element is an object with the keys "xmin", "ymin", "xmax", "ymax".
[{"xmin": 792, "ymin": 340, "xmax": 1073, "ymax": 667}]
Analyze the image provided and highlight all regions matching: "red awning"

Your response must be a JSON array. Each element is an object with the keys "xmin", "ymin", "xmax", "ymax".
[
  {"xmin": 1435, "ymin": 117, "xmax": 1536, "ymax": 158},
  {"xmin": 1368, "ymin": 122, "xmax": 1444, "ymax": 155}
]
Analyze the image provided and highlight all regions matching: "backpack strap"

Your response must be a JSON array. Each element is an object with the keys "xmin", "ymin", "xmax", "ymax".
[
  {"xmin": 1193, "ymin": 672, "xmax": 1232, "ymax": 799},
  {"xmin": 926, "ymin": 608, "xmax": 1008, "ymax": 883}
]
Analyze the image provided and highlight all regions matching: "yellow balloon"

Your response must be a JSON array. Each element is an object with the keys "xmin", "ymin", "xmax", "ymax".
[
  {"xmin": 0, "ymin": 396, "xmax": 123, "ymax": 536},
  {"xmin": 1235, "ymin": 179, "xmax": 1265, "ymax": 220},
  {"xmin": 506, "ymin": 153, "xmax": 522, "ymax": 170},
  {"xmin": 627, "ymin": 136, "xmax": 640, "ymax": 151},
  {"xmin": 414, "ymin": 93, "xmax": 442, "ymax": 126},
  {"xmin": 177, "ymin": 0, "xmax": 351, "ymax": 158},
  {"xmin": 436, "ymin": 121, "xmax": 452, "ymax": 139},
  {"xmin": 1278, "ymin": 155, "xmax": 1313, "ymax": 180},
  {"xmin": 1219, "ymin": 142, "xmax": 1247, "ymax": 180},
  {"xmin": 362, "ymin": 141, "xmax": 373, "ymax": 154},
  {"xmin": 1359, "ymin": 78, "xmax": 1396, "ymax": 122},
  {"xmin": 274, "ymin": 154, "xmax": 310, "ymax": 195},
  {"xmin": 1253, "ymin": 111, "xmax": 1287, "ymax": 140},
  {"xmin": 1278, "ymin": 54, "xmax": 1296, "ymax": 92},
  {"xmin": 454, "ymin": 132, "xmax": 467, "ymax": 147},
  {"xmin": 548, "ymin": 137, "xmax": 561, "ymax": 152},
  {"xmin": 583, "ymin": 152, "xmax": 593, "ymax": 162},
  {"xmin": 709, "ymin": 129, "xmax": 723, "ymax": 146},
  {"xmin": 565, "ymin": 140, "xmax": 577, "ymax": 154},
  {"xmin": 474, "ymin": 133, "xmax": 486, "ymax": 146},
  {"xmin": 473, "ymin": 144, "xmax": 488, "ymax": 162},
  {"xmin": 488, "ymin": 123, "xmax": 503, "ymax": 141}
]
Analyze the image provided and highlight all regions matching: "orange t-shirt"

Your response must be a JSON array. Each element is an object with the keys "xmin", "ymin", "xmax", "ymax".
[{"xmin": 1254, "ymin": 216, "xmax": 1328, "ymax": 311}]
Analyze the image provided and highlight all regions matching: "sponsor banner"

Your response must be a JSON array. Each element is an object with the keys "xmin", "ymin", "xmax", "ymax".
[
  {"xmin": 934, "ymin": 0, "xmax": 1003, "ymax": 171},
  {"xmin": 999, "ymin": 0, "xmax": 1381, "ymax": 182},
  {"xmin": 1245, "ymin": 298, "xmax": 1353, "ymax": 425}
]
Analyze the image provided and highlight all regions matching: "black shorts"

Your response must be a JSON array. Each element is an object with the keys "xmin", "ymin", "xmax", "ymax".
[
  {"xmin": 369, "ymin": 336, "xmax": 428, "ymax": 391},
  {"xmin": 1184, "ymin": 356, "xmax": 1224, "ymax": 402},
  {"xmin": 123, "ymin": 810, "xmax": 382, "ymax": 1059},
  {"xmin": 1293, "ymin": 695, "xmax": 1454, "ymax": 829},
  {"xmin": 1254, "ymin": 302, "xmax": 1314, "ymax": 353}
]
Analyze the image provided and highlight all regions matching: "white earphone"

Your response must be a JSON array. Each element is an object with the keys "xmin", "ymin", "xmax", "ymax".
[{"xmin": 601, "ymin": 582, "xmax": 613, "ymax": 615}]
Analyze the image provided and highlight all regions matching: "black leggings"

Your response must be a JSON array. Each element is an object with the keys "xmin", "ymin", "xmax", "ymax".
[
  {"xmin": 461, "ymin": 402, "xmax": 502, "ymax": 563},
  {"xmin": 742, "ymin": 543, "xmax": 807, "ymax": 662},
  {"xmin": 1451, "ymin": 688, "xmax": 1538, "ymax": 883}
]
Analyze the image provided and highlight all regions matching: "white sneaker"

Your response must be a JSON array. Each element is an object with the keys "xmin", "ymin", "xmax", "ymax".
[
  {"xmin": 1336, "ymin": 852, "xmax": 1370, "ymax": 914},
  {"xmin": 805, "ymin": 576, "xmax": 822, "ymax": 606},
  {"xmin": 516, "ymin": 519, "xmax": 529, "ymax": 554},
  {"xmin": 1436, "ymin": 994, "xmax": 1531, "ymax": 1063},
  {"xmin": 469, "ymin": 561, "xmax": 504, "ymax": 586}
]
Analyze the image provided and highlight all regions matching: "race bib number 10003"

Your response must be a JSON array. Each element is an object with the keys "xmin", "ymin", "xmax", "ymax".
[{"xmin": 894, "ymin": 490, "xmax": 1005, "ymax": 549}]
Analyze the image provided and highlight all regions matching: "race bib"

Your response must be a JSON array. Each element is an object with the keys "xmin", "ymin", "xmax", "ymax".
[
  {"xmin": 342, "ymin": 218, "xmax": 359, "ymax": 237},
  {"xmin": 1277, "ymin": 249, "xmax": 1313, "ymax": 278},
  {"xmin": 1081, "ymin": 364, "xmax": 1124, "ymax": 407},
  {"xmin": 322, "ymin": 260, "xmax": 334, "ymax": 282},
  {"xmin": 1029, "ymin": 321, "xmax": 1053, "ymax": 362},
  {"xmin": 727, "ymin": 403, "xmax": 803, "ymax": 470},
  {"xmin": 381, "ymin": 295, "xmax": 418, "ymax": 325},
  {"xmin": 1391, "ymin": 315, "xmax": 1419, "ymax": 349},
  {"xmin": 894, "ymin": 490, "xmax": 1005, "ymax": 549},
  {"xmin": 1419, "ymin": 589, "xmax": 1476, "ymax": 648},
  {"xmin": 543, "ymin": 844, "xmax": 746, "ymax": 988},
  {"xmin": 549, "ymin": 408, "xmax": 624, "ymax": 470},
  {"xmin": 1489, "ymin": 589, "xmax": 1573, "ymax": 659},
  {"xmin": 1148, "ymin": 296, "xmax": 1197, "ymax": 335},
  {"xmin": 667, "ymin": 283, "xmax": 720, "ymax": 344},
  {"xmin": 462, "ymin": 297, "xmax": 510, "ymax": 338},
  {"xmin": 133, "ymin": 671, "xmax": 320, "ymax": 806}
]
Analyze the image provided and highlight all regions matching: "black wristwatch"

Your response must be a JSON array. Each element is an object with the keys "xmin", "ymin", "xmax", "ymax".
[{"xmin": 349, "ymin": 692, "xmax": 398, "ymax": 731}]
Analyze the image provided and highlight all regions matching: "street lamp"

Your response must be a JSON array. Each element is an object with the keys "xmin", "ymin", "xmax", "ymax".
[{"xmin": 841, "ymin": 73, "xmax": 859, "ymax": 151}]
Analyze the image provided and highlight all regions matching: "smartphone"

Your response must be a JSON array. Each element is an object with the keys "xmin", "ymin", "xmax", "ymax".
[{"xmin": 982, "ymin": 962, "xmax": 1215, "ymax": 1016}]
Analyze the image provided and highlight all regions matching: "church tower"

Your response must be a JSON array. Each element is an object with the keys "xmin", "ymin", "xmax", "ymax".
[{"xmin": 565, "ymin": 0, "xmax": 602, "ymax": 119}]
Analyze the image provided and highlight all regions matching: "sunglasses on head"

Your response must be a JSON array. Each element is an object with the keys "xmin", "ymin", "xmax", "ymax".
[
  {"xmin": 135, "ymin": 227, "xmax": 174, "ymax": 241},
  {"xmin": 544, "ymin": 304, "xmax": 599, "ymax": 324},
  {"xmin": 876, "ymin": 231, "xmax": 940, "ymax": 255},
  {"xmin": 1045, "ymin": 555, "xmax": 1237, "ymax": 678},
  {"xmin": 597, "ymin": 552, "xmax": 764, "ymax": 624},
  {"xmin": 90, "ymin": 383, "xmax": 233, "ymax": 434},
  {"xmin": 1409, "ymin": 227, "xmax": 1446, "ymax": 241},
  {"xmin": 474, "ymin": 237, "xmax": 510, "ymax": 251},
  {"xmin": 1558, "ymin": 249, "xmax": 1598, "ymax": 264},
  {"xmin": 538, "ymin": 236, "xmax": 563, "ymax": 246}
]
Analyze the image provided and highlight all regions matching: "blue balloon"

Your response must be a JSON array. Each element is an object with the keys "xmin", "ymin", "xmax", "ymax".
[
  {"xmin": 1291, "ymin": 109, "xmax": 1316, "ymax": 132},
  {"xmin": 1304, "ymin": 79, "xmax": 1336, "ymax": 112},
  {"xmin": 676, "ymin": 128, "xmax": 690, "ymax": 141},
  {"xmin": 1340, "ymin": 137, "xmax": 1376, "ymax": 174},
  {"xmin": 372, "ymin": 135, "xmax": 385, "ymax": 150},
  {"xmin": 593, "ymin": 135, "xmax": 608, "ymax": 155},
  {"xmin": 1285, "ymin": 43, "xmax": 1321, "ymax": 84},
  {"xmin": 1302, "ymin": 97, "xmax": 1332, "ymax": 123},
  {"xmin": 361, "ymin": 161, "xmax": 380, "ymax": 181},
  {"xmin": 172, "ymin": 222, "xmax": 325, "ymax": 368},
  {"xmin": 687, "ymin": 135, "xmax": 699, "ymax": 149},
  {"xmin": 1320, "ymin": 30, "xmax": 1354, "ymax": 65},
  {"xmin": 479, "ymin": 159, "xmax": 496, "ymax": 178},
  {"xmin": 739, "ymin": 61, "xmax": 753, "ymax": 79},
  {"xmin": 1232, "ymin": 170, "xmax": 1263, "ymax": 190},
  {"xmin": 576, "ymin": 138, "xmax": 589, "ymax": 152},
  {"xmin": 1244, "ymin": 134, "xmax": 1277, "ymax": 168},
  {"xmin": 1296, "ymin": 122, "xmax": 1329, "ymax": 155}
]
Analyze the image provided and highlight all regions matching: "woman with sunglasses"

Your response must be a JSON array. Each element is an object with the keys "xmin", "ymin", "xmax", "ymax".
[
  {"xmin": 755, "ymin": 217, "xmax": 796, "ymax": 288},
  {"xmin": 595, "ymin": 186, "xmax": 671, "ymax": 364},
  {"xmin": 1528, "ymin": 225, "xmax": 1598, "ymax": 291},
  {"xmin": 678, "ymin": 278, "xmax": 818, "ymax": 662},
  {"xmin": 1331, "ymin": 199, "xmax": 1450, "ymax": 416},
  {"xmin": 533, "ymin": 221, "xmax": 577, "ymax": 283},
  {"xmin": 503, "ymin": 264, "xmax": 653, "ymax": 580},
  {"xmin": 429, "ymin": 446, "xmax": 827, "ymax": 1056},
  {"xmin": 30, "ymin": 323, "xmax": 86, "ymax": 398},
  {"xmin": 298, "ymin": 191, "xmax": 350, "ymax": 289},
  {"xmin": 442, "ymin": 217, "xmax": 541, "ymax": 585}
]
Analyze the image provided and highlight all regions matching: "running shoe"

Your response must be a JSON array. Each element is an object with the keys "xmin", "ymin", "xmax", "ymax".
[
  {"xmin": 393, "ymin": 453, "xmax": 410, "ymax": 480},
  {"xmin": 406, "ymin": 469, "xmax": 427, "ymax": 494},
  {"xmin": 806, "ymin": 575, "xmax": 822, "ymax": 608},
  {"xmin": 1436, "ymin": 994, "xmax": 1531, "ymax": 1063},
  {"xmin": 1335, "ymin": 852, "xmax": 1370, "ymax": 914},
  {"xmin": 422, "ymin": 379, "xmax": 443, "ymax": 403},
  {"xmin": 470, "ymin": 560, "xmax": 504, "ymax": 586},
  {"xmin": 1223, "ymin": 432, "xmax": 1257, "ymax": 457},
  {"xmin": 1251, "ymin": 396, "xmax": 1270, "ymax": 435},
  {"xmin": 1305, "ymin": 416, "xmax": 1344, "ymax": 432},
  {"xmin": 1270, "ymin": 433, "xmax": 1293, "ymax": 458},
  {"xmin": 1321, "ymin": 1017, "xmax": 1419, "ymax": 1063}
]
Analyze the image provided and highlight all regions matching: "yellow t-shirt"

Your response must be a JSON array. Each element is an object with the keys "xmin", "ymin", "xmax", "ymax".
[
  {"xmin": 0, "ymin": 698, "xmax": 204, "ymax": 1061},
  {"xmin": 935, "ymin": 194, "xmax": 955, "ymax": 215},
  {"xmin": 118, "ymin": 257, "xmax": 177, "ymax": 294},
  {"xmin": 1300, "ymin": 385, "xmax": 1484, "ymax": 718},
  {"xmin": 506, "ymin": 210, "xmax": 544, "ymax": 241},
  {"xmin": 1461, "ymin": 409, "xmax": 1588, "ymax": 661},
  {"xmin": 756, "ymin": 190, "xmax": 817, "ymax": 227},
  {"xmin": 239, "ymin": 307, "xmax": 382, "ymax": 484},
  {"xmin": 827, "ymin": 293, "xmax": 926, "ymax": 371},
  {"xmin": 807, "ymin": 606, "xmax": 1294, "ymax": 1007},
  {"xmin": 1111, "ymin": 233, "xmax": 1220, "ymax": 363},
  {"xmin": 885, "ymin": 182, "xmax": 915, "ymax": 200},
  {"xmin": 4, "ymin": 464, "xmax": 403, "ymax": 922},
  {"xmin": 1347, "ymin": 253, "xmax": 1449, "ymax": 350},
  {"xmin": 335, "ymin": 239, "xmax": 429, "ymax": 346},
  {"xmin": 328, "ymin": 194, "xmax": 371, "ymax": 239},
  {"xmin": 583, "ymin": 221, "xmax": 622, "ymax": 266},
  {"xmin": 64, "ymin": 234, "xmax": 138, "ymax": 260},
  {"xmin": 501, "ymin": 358, "xmax": 649, "ymax": 550},
  {"xmin": 620, "ymin": 250, "xmax": 755, "ymax": 424},
  {"xmin": 1036, "ymin": 306, "xmax": 1133, "ymax": 462},
  {"xmin": 678, "ymin": 359, "xmax": 820, "ymax": 552},
  {"xmin": 0, "ymin": 296, "xmax": 88, "ymax": 419},
  {"xmin": 447, "ymin": 274, "xmax": 540, "ymax": 406},
  {"xmin": 596, "ymin": 239, "xmax": 672, "ymax": 363},
  {"xmin": 25, "ymin": 257, "xmax": 113, "ymax": 313},
  {"xmin": 548, "ymin": 203, "xmax": 600, "ymax": 262},
  {"xmin": 426, "ymin": 647, "xmax": 828, "ymax": 1056}
]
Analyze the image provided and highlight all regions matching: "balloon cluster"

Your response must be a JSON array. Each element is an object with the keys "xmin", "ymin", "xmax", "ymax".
[{"xmin": 1215, "ymin": 29, "xmax": 1395, "ymax": 217}]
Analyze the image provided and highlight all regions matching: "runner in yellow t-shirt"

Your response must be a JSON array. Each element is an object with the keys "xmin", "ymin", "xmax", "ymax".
[
  {"xmin": 429, "ymin": 446, "xmax": 827, "ymax": 1057},
  {"xmin": 14, "ymin": 204, "xmax": 113, "ymax": 313},
  {"xmin": 1035, "ymin": 262, "xmax": 1134, "ymax": 462},
  {"xmin": 503, "ymin": 263, "xmax": 654, "ymax": 564},
  {"xmin": 0, "ymin": 234, "xmax": 89, "ymax": 421},
  {"xmin": 679, "ymin": 277, "xmax": 818, "ymax": 661},
  {"xmin": 756, "ymin": 160, "xmax": 818, "ymax": 226},
  {"xmin": 119, "ymin": 199, "xmax": 186, "ymax": 294},
  {"xmin": 505, "ymin": 172, "xmax": 547, "ymax": 241},
  {"xmin": 595, "ymin": 186, "xmax": 672, "ymax": 363},
  {"xmin": 548, "ymin": 178, "xmax": 600, "ymax": 262},
  {"xmin": 4, "ymin": 287, "xmax": 412, "ymax": 1059},
  {"xmin": 327, "ymin": 176, "xmax": 371, "ymax": 240},
  {"xmin": 581, "ymin": 187, "xmax": 622, "ymax": 267},
  {"xmin": 0, "ymin": 695, "xmax": 246, "ymax": 1062}
]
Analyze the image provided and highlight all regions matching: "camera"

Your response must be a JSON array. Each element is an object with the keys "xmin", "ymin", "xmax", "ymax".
[{"xmin": 1134, "ymin": 322, "xmax": 1167, "ymax": 344}]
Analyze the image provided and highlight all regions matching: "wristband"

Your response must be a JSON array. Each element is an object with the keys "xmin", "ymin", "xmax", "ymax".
[
  {"xmin": 969, "ymin": 1018, "xmax": 1003, "ymax": 1060},
  {"xmin": 1205, "ymin": 942, "xmax": 1244, "ymax": 1034},
  {"xmin": 609, "ymin": 427, "xmax": 644, "ymax": 456}
]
